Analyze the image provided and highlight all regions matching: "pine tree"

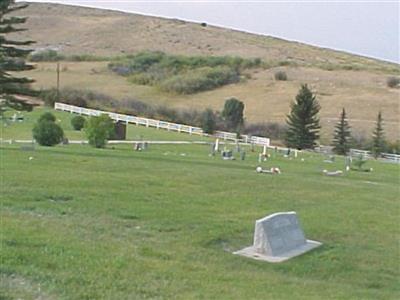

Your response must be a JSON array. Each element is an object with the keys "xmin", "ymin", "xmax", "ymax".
[
  {"xmin": 285, "ymin": 84, "xmax": 321, "ymax": 149},
  {"xmin": 201, "ymin": 108, "xmax": 216, "ymax": 134},
  {"xmin": 0, "ymin": 0, "xmax": 35, "ymax": 117},
  {"xmin": 332, "ymin": 108, "xmax": 351, "ymax": 155},
  {"xmin": 371, "ymin": 111, "xmax": 386, "ymax": 158},
  {"xmin": 222, "ymin": 97, "xmax": 244, "ymax": 132}
]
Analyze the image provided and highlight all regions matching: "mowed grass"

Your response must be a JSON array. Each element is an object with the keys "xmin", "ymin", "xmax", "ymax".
[
  {"xmin": 0, "ymin": 108, "xmax": 212, "ymax": 142},
  {"xmin": 1, "ymin": 110, "xmax": 399, "ymax": 299}
]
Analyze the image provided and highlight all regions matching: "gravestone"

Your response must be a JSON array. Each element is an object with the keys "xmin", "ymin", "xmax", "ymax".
[
  {"xmin": 222, "ymin": 150, "xmax": 234, "ymax": 160},
  {"xmin": 234, "ymin": 212, "xmax": 322, "ymax": 262},
  {"xmin": 113, "ymin": 121, "xmax": 126, "ymax": 140}
]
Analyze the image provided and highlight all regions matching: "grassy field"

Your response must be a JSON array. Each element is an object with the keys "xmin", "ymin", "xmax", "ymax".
[
  {"xmin": 0, "ymin": 108, "xmax": 212, "ymax": 142},
  {"xmin": 1, "ymin": 109, "xmax": 399, "ymax": 299}
]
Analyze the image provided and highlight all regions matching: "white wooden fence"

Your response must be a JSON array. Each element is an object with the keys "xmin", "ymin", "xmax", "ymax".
[
  {"xmin": 54, "ymin": 102, "xmax": 270, "ymax": 146},
  {"xmin": 350, "ymin": 149, "xmax": 400, "ymax": 163}
]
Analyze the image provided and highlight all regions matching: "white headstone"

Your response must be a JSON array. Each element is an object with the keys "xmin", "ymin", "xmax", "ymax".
[
  {"xmin": 234, "ymin": 212, "xmax": 322, "ymax": 262},
  {"xmin": 215, "ymin": 139, "xmax": 219, "ymax": 152}
]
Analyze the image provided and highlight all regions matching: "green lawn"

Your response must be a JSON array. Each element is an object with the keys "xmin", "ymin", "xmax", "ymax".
[
  {"xmin": 0, "ymin": 109, "xmax": 399, "ymax": 299},
  {"xmin": 1, "ymin": 107, "xmax": 212, "ymax": 142}
]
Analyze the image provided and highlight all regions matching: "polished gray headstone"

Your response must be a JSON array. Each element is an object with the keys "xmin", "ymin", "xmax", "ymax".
[{"xmin": 234, "ymin": 212, "xmax": 322, "ymax": 263}]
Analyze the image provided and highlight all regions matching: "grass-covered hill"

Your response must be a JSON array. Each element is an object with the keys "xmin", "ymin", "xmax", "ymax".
[
  {"xmin": 10, "ymin": 2, "xmax": 400, "ymax": 141},
  {"xmin": 1, "ymin": 108, "xmax": 399, "ymax": 299}
]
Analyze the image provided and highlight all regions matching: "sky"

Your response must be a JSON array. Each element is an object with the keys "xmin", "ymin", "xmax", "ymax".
[{"xmin": 23, "ymin": 0, "xmax": 399, "ymax": 63}]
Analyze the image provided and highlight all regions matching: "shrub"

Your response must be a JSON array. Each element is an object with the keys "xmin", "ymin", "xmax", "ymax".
[
  {"xmin": 352, "ymin": 154, "xmax": 368, "ymax": 171},
  {"xmin": 274, "ymin": 70, "xmax": 287, "ymax": 81},
  {"xmin": 84, "ymin": 114, "xmax": 115, "ymax": 148},
  {"xmin": 160, "ymin": 67, "xmax": 239, "ymax": 94},
  {"xmin": 71, "ymin": 115, "xmax": 86, "ymax": 130},
  {"xmin": 385, "ymin": 140, "xmax": 400, "ymax": 154},
  {"xmin": 39, "ymin": 88, "xmax": 58, "ymax": 106},
  {"xmin": 29, "ymin": 50, "xmax": 65, "ymax": 62},
  {"xmin": 109, "ymin": 51, "xmax": 261, "ymax": 93},
  {"xmin": 38, "ymin": 112, "xmax": 57, "ymax": 123},
  {"xmin": 387, "ymin": 76, "xmax": 400, "ymax": 88},
  {"xmin": 350, "ymin": 131, "xmax": 370, "ymax": 150},
  {"xmin": 33, "ymin": 113, "xmax": 64, "ymax": 146},
  {"xmin": 243, "ymin": 122, "xmax": 288, "ymax": 140}
]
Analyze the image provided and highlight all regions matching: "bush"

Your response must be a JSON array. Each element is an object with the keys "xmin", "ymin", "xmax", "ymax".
[
  {"xmin": 29, "ymin": 50, "xmax": 65, "ymax": 62},
  {"xmin": 385, "ymin": 140, "xmax": 400, "ymax": 154},
  {"xmin": 39, "ymin": 89, "xmax": 58, "ymax": 106},
  {"xmin": 71, "ymin": 115, "xmax": 86, "ymax": 130},
  {"xmin": 274, "ymin": 70, "xmax": 287, "ymax": 81},
  {"xmin": 387, "ymin": 76, "xmax": 400, "ymax": 88},
  {"xmin": 84, "ymin": 114, "xmax": 115, "ymax": 148},
  {"xmin": 160, "ymin": 67, "xmax": 239, "ymax": 94},
  {"xmin": 38, "ymin": 112, "xmax": 57, "ymax": 123},
  {"xmin": 109, "ymin": 51, "xmax": 261, "ymax": 93},
  {"xmin": 350, "ymin": 130, "xmax": 372, "ymax": 151},
  {"xmin": 33, "ymin": 113, "xmax": 64, "ymax": 146},
  {"xmin": 243, "ymin": 122, "xmax": 287, "ymax": 140}
]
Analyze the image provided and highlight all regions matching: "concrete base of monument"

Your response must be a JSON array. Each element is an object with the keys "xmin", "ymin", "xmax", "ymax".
[{"xmin": 233, "ymin": 240, "xmax": 322, "ymax": 263}]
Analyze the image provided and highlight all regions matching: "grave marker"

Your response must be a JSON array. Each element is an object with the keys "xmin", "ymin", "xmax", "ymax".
[{"xmin": 234, "ymin": 212, "xmax": 322, "ymax": 262}]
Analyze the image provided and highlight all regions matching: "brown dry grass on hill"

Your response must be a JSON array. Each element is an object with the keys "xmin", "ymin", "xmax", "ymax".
[
  {"xmin": 13, "ymin": 3, "xmax": 398, "ymax": 73},
  {"xmin": 25, "ymin": 61, "xmax": 399, "ymax": 141},
  {"xmin": 10, "ymin": 2, "xmax": 400, "ymax": 141}
]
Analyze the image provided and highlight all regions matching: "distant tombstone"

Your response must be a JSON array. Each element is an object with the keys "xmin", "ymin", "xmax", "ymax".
[
  {"xmin": 234, "ymin": 212, "xmax": 322, "ymax": 263},
  {"xmin": 345, "ymin": 156, "xmax": 352, "ymax": 171},
  {"xmin": 210, "ymin": 143, "xmax": 216, "ymax": 156},
  {"xmin": 323, "ymin": 170, "xmax": 343, "ymax": 176},
  {"xmin": 222, "ymin": 150, "xmax": 233, "ymax": 160},
  {"xmin": 324, "ymin": 155, "xmax": 335, "ymax": 163},
  {"xmin": 236, "ymin": 141, "xmax": 241, "ymax": 153},
  {"xmin": 240, "ymin": 151, "xmax": 246, "ymax": 161},
  {"xmin": 113, "ymin": 121, "xmax": 126, "ymax": 140},
  {"xmin": 214, "ymin": 139, "xmax": 220, "ymax": 152},
  {"xmin": 134, "ymin": 142, "xmax": 148, "ymax": 151}
]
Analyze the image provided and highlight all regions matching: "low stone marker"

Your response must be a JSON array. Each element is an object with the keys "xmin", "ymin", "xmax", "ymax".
[
  {"xmin": 234, "ymin": 212, "xmax": 322, "ymax": 263},
  {"xmin": 323, "ymin": 170, "xmax": 343, "ymax": 176}
]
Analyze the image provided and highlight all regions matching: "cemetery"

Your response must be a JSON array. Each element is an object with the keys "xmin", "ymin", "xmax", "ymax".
[{"xmin": 1, "ymin": 108, "xmax": 399, "ymax": 299}]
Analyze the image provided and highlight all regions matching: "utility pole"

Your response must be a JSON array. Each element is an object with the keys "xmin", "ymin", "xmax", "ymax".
[{"xmin": 56, "ymin": 62, "xmax": 60, "ymax": 103}]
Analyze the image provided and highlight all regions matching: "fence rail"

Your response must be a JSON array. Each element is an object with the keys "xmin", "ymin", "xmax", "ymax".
[
  {"xmin": 350, "ymin": 149, "xmax": 400, "ymax": 163},
  {"xmin": 54, "ymin": 102, "xmax": 270, "ymax": 146}
]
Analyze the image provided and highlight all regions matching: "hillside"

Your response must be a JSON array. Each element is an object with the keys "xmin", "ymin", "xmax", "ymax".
[{"xmin": 10, "ymin": 2, "xmax": 400, "ymax": 140}]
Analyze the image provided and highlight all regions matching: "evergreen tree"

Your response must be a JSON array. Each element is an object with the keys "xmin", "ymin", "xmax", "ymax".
[
  {"xmin": 0, "ymin": 0, "xmax": 35, "ymax": 117},
  {"xmin": 371, "ymin": 111, "xmax": 386, "ymax": 158},
  {"xmin": 222, "ymin": 97, "xmax": 244, "ymax": 132},
  {"xmin": 332, "ymin": 108, "xmax": 351, "ymax": 155},
  {"xmin": 285, "ymin": 84, "xmax": 321, "ymax": 149},
  {"xmin": 201, "ymin": 108, "xmax": 216, "ymax": 134}
]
